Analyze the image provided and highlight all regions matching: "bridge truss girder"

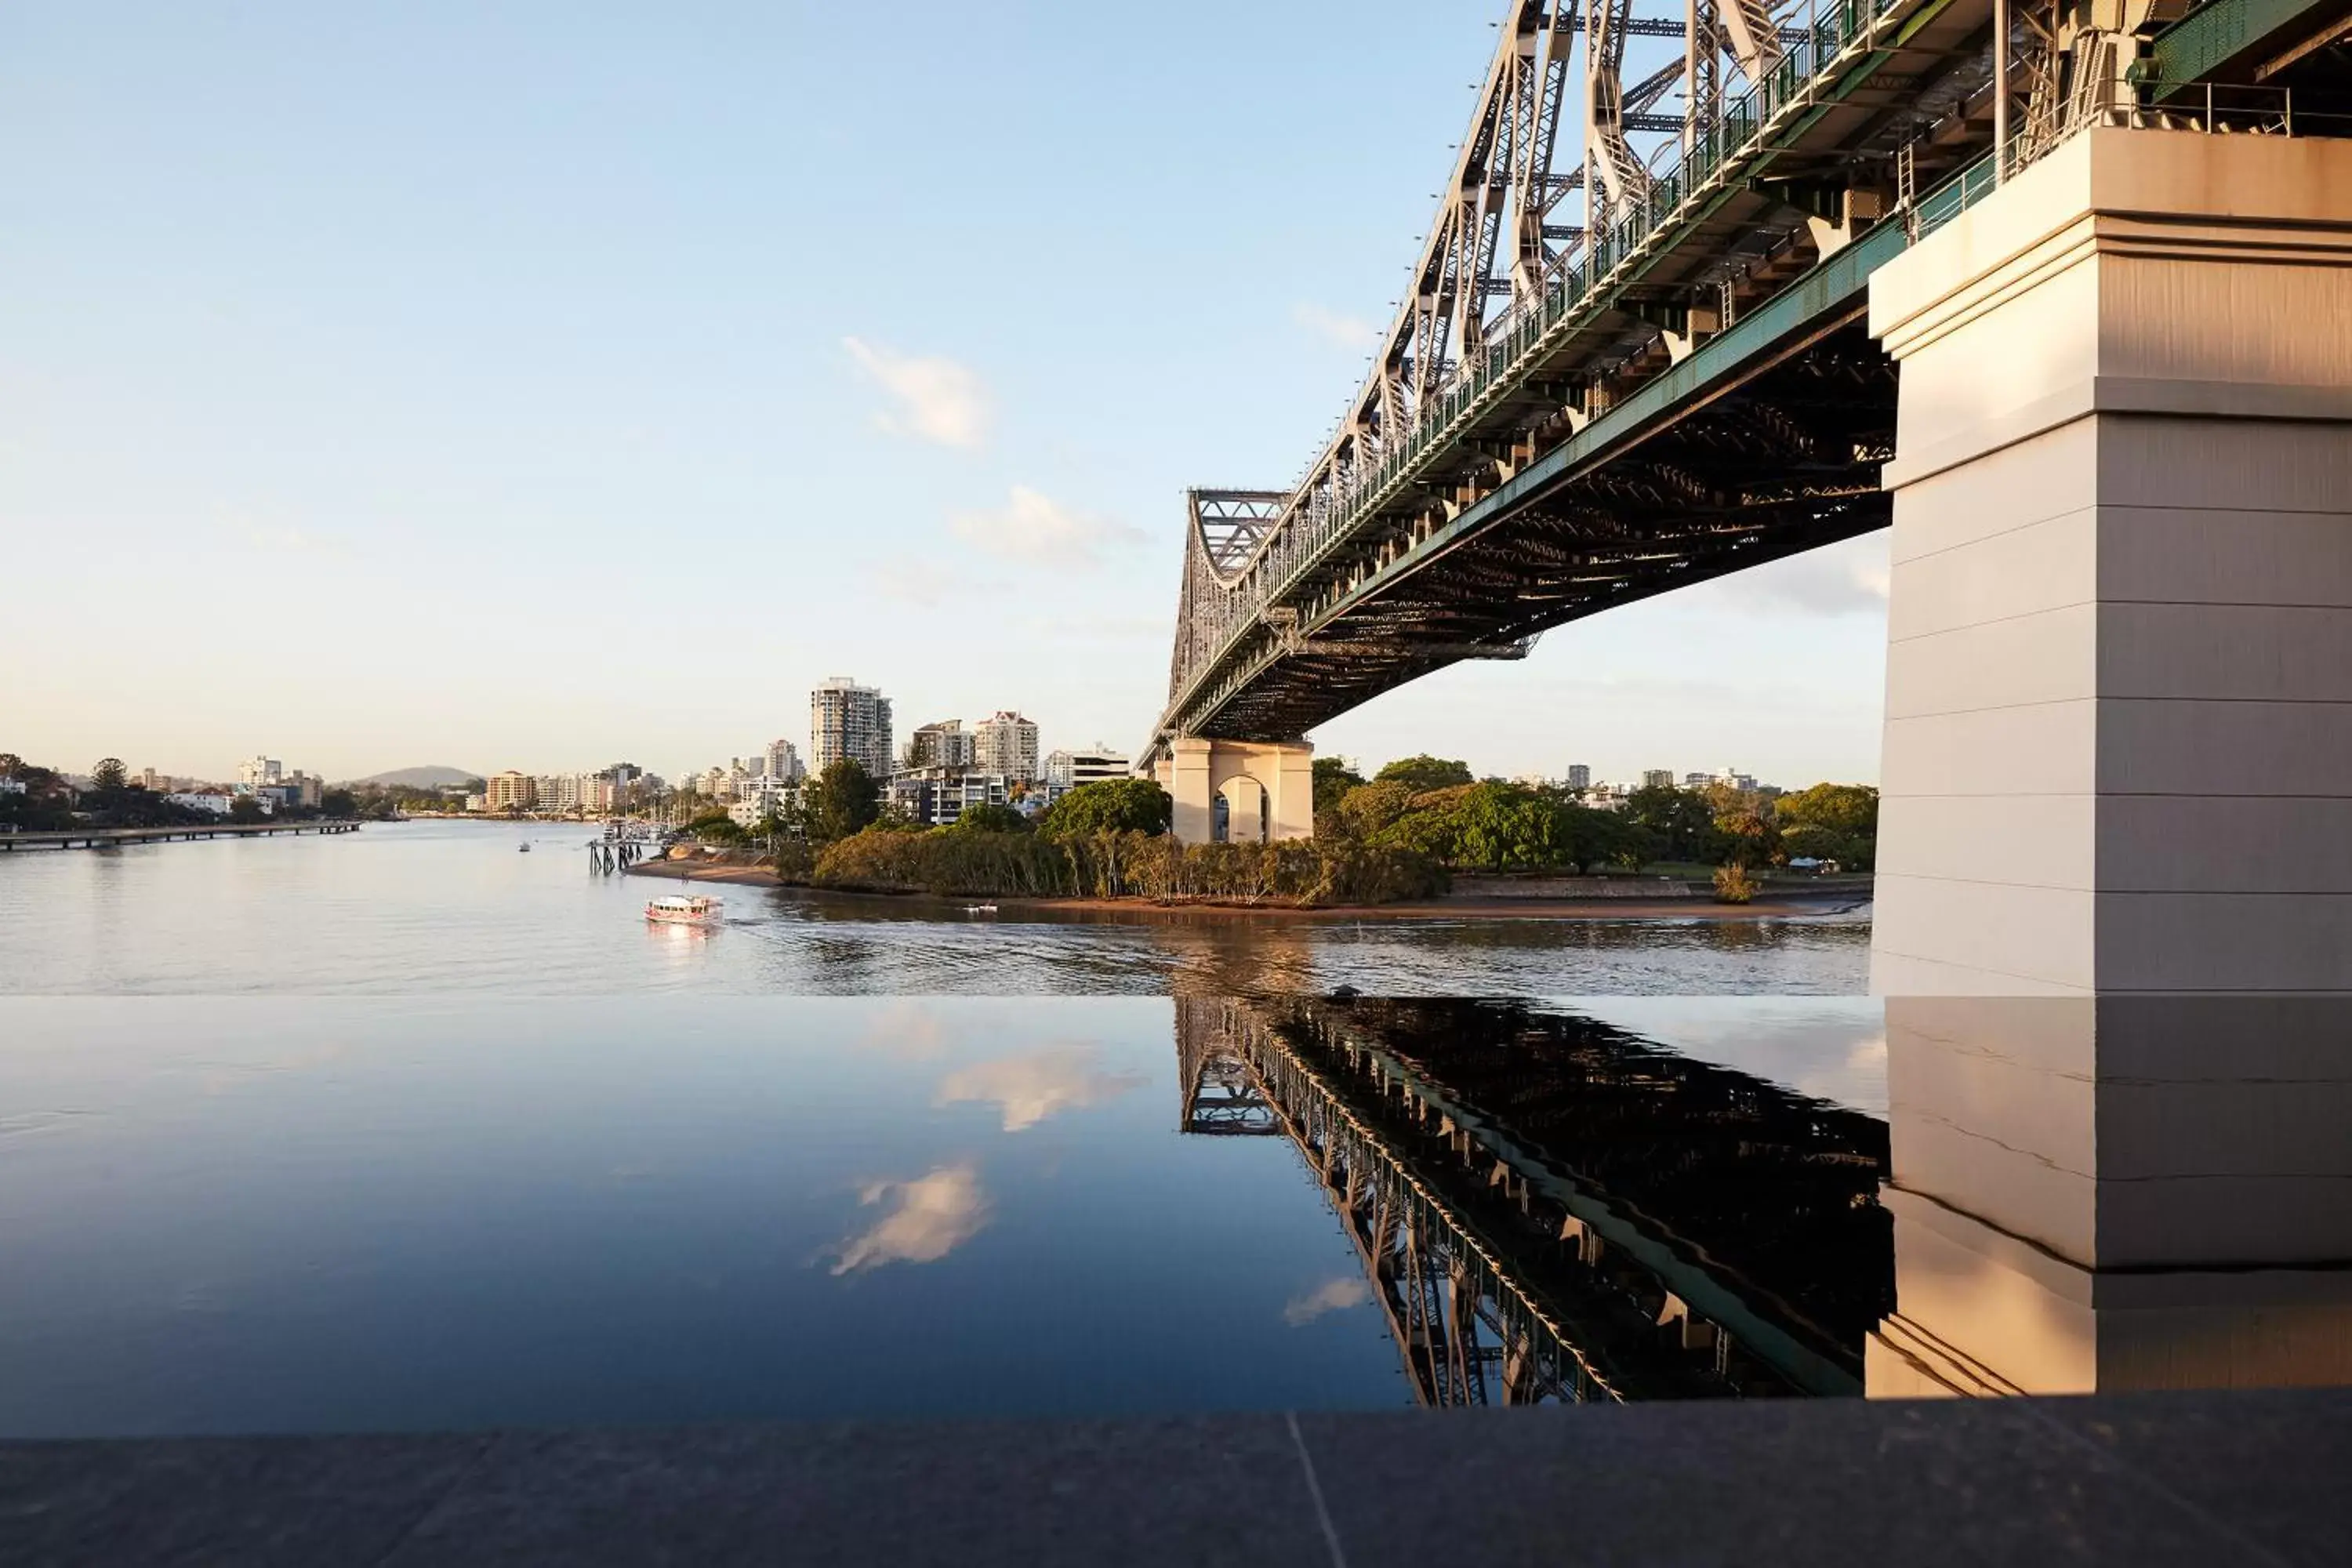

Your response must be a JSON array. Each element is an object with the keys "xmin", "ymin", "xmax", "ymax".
[{"xmin": 1153, "ymin": 0, "xmax": 2038, "ymax": 754}]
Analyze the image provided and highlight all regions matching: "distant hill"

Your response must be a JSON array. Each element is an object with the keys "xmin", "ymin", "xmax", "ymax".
[{"xmin": 347, "ymin": 766, "xmax": 484, "ymax": 789}]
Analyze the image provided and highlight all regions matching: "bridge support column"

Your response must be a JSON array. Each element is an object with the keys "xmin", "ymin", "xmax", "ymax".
[
  {"xmin": 1867, "ymin": 128, "xmax": 2352, "ymax": 994},
  {"xmin": 1152, "ymin": 738, "xmax": 1314, "ymax": 846}
]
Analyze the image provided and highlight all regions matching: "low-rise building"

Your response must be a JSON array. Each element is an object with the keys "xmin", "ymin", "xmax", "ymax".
[
  {"xmin": 1044, "ymin": 746, "xmax": 1129, "ymax": 790},
  {"xmin": 165, "ymin": 792, "xmax": 234, "ymax": 815},
  {"xmin": 888, "ymin": 771, "xmax": 1011, "ymax": 827}
]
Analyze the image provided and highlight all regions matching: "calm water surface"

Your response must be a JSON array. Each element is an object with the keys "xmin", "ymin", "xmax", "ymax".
[
  {"xmin": 0, "ymin": 819, "xmax": 1869, "ymax": 995},
  {"xmin": 5, "ymin": 826, "xmax": 2339, "ymax": 1436},
  {"xmin": 0, "ymin": 993, "xmax": 1893, "ymax": 1436}
]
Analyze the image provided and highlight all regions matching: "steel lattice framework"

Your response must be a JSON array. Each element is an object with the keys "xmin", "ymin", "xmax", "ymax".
[
  {"xmin": 1175, "ymin": 997, "xmax": 1891, "ymax": 1403},
  {"xmin": 1146, "ymin": 0, "xmax": 2294, "ymax": 757}
]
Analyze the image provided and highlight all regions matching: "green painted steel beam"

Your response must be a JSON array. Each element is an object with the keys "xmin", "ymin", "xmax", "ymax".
[{"xmin": 2147, "ymin": 0, "xmax": 2345, "ymax": 91}]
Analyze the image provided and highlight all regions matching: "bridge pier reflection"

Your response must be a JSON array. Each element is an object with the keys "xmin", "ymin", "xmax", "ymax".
[
  {"xmin": 1181, "ymin": 993, "xmax": 2352, "ymax": 1406},
  {"xmin": 1869, "ymin": 997, "xmax": 2352, "ymax": 1396}
]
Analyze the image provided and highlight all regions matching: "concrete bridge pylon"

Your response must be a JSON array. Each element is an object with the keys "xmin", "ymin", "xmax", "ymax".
[
  {"xmin": 1868, "ymin": 128, "xmax": 2352, "ymax": 996},
  {"xmin": 1152, "ymin": 738, "xmax": 1315, "ymax": 846}
]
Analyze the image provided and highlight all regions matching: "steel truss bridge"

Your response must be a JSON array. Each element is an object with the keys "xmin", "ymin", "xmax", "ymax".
[
  {"xmin": 1175, "ymin": 996, "xmax": 1892, "ymax": 1405},
  {"xmin": 1147, "ymin": 0, "xmax": 2352, "ymax": 758}
]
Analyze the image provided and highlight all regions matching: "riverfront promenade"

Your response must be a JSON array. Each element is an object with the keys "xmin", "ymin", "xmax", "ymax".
[
  {"xmin": 0, "ymin": 821, "xmax": 361, "ymax": 851},
  {"xmin": 6, "ymin": 1389, "xmax": 2345, "ymax": 1566}
]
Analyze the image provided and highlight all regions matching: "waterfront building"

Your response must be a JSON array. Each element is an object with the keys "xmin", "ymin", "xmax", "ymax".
[
  {"xmin": 1044, "ymin": 746, "xmax": 1129, "ymax": 790},
  {"xmin": 237, "ymin": 757, "xmax": 285, "ymax": 789},
  {"xmin": 733, "ymin": 775, "xmax": 799, "ymax": 826},
  {"xmin": 581, "ymin": 775, "xmax": 616, "ymax": 814},
  {"xmin": 811, "ymin": 677, "xmax": 894, "ymax": 779},
  {"xmin": 887, "ymin": 770, "xmax": 1011, "ymax": 827},
  {"xmin": 973, "ymin": 711, "xmax": 1040, "ymax": 782},
  {"xmin": 485, "ymin": 771, "xmax": 537, "ymax": 812},
  {"xmin": 902, "ymin": 720, "xmax": 976, "ymax": 773},
  {"xmin": 165, "ymin": 791, "xmax": 233, "ymax": 815},
  {"xmin": 1641, "ymin": 769, "xmax": 1675, "ymax": 789},
  {"xmin": 1566, "ymin": 764, "xmax": 1592, "ymax": 791}
]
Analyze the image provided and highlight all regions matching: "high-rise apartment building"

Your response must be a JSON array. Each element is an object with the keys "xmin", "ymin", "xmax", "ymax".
[
  {"xmin": 238, "ymin": 757, "xmax": 284, "ymax": 789},
  {"xmin": 1045, "ymin": 746, "xmax": 1130, "ymax": 790},
  {"xmin": 764, "ymin": 738, "xmax": 804, "ymax": 783},
  {"xmin": 904, "ymin": 720, "xmax": 977, "ymax": 773},
  {"xmin": 811, "ymin": 677, "xmax": 894, "ymax": 779},
  {"xmin": 1640, "ymin": 769, "xmax": 1675, "ymax": 790},
  {"xmin": 973, "ymin": 711, "xmax": 1040, "ymax": 782},
  {"xmin": 1566, "ymin": 764, "xmax": 1592, "ymax": 791},
  {"xmin": 485, "ymin": 771, "xmax": 537, "ymax": 811}
]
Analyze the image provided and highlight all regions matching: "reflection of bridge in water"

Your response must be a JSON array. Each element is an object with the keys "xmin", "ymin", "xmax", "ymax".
[{"xmin": 1178, "ymin": 996, "xmax": 1890, "ymax": 1404}]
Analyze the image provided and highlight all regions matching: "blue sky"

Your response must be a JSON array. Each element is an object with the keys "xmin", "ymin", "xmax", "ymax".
[{"xmin": 1, "ymin": 2, "xmax": 1889, "ymax": 786}]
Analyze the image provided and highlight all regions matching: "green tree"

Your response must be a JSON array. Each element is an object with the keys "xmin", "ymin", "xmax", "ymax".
[
  {"xmin": 1039, "ymin": 778, "xmax": 1171, "ymax": 840},
  {"xmin": 802, "ymin": 759, "xmax": 881, "ymax": 845},
  {"xmin": 1773, "ymin": 782, "xmax": 1878, "ymax": 871},
  {"xmin": 321, "ymin": 789, "xmax": 356, "ymax": 818},
  {"xmin": 1312, "ymin": 757, "xmax": 1364, "ymax": 829},
  {"xmin": 90, "ymin": 758, "xmax": 128, "ymax": 793},
  {"xmin": 227, "ymin": 795, "xmax": 265, "ymax": 824},
  {"xmin": 1775, "ymin": 782, "xmax": 1878, "ymax": 838},
  {"xmin": 1374, "ymin": 754, "xmax": 1474, "ymax": 793},
  {"xmin": 952, "ymin": 802, "xmax": 1030, "ymax": 833},
  {"xmin": 1622, "ymin": 785, "xmax": 1722, "ymax": 863},
  {"xmin": 1330, "ymin": 779, "xmax": 1416, "ymax": 841}
]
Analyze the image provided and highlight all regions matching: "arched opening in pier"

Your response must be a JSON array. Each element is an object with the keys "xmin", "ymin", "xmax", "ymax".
[{"xmin": 1213, "ymin": 776, "xmax": 1268, "ymax": 844}]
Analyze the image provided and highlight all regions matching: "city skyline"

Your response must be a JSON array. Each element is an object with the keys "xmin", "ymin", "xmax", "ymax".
[{"xmin": 2, "ymin": 2, "xmax": 1891, "ymax": 791}]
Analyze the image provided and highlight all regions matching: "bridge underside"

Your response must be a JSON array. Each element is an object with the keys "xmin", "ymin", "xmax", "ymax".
[{"xmin": 1203, "ymin": 317, "xmax": 1896, "ymax": 743}]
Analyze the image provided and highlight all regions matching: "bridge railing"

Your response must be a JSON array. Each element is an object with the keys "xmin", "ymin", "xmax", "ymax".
[{"xmin": 1162, "ymin": 0, "xmax": 1916, "ymax": 737}]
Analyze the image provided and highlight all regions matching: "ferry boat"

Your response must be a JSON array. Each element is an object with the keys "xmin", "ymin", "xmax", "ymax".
[{"xmin": 645, "ymin": 895, "xmax": 724, "ymax": 927}]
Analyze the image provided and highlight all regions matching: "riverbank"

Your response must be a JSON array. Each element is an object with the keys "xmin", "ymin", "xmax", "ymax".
[{"xmin": 623, "ymin": 858, "xmax": 1871, "ymax": 921}]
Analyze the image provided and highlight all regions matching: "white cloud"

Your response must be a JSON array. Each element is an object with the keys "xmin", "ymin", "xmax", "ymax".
[
  {"xmin": 830, "ymin": 1163, "xmax": 991, "ymax": 1274},
  {"xmin": 1714, "ymin": 533, "xmax": 1890, "ymax": 618},
  {"xmin": 1283, "ymin": 1276, "xmax": 1374, "ymax": 1326},
  {"xmin": 843, "ymin": 336, "xmax": 990, "ymax": 450},
  {"xmin": 935, "ymin": 1043, "xmax": 1147, "ymax": 1132},
  {"xmin": 1292, "ymin": 303, "xmax": 1380, "ymax": 351},
  {"xmin": 950, "ymin": 485, "xmax": 1145, "ymax": 569}
]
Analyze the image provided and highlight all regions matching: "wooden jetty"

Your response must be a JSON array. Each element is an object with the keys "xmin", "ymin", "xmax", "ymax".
[{"xmin": 0, "ymin": 820, "xmax": 362, "ymax": 851}]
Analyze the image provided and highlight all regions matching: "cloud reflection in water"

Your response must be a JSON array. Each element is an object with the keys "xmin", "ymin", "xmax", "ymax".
[
  {"xmin": 829, "ymin": 1163, "xmax": 992, "ymax": 1275},
  {"xmin": 935, "ymin": 1044, "xmax": 1147, "ymax": 1132}
]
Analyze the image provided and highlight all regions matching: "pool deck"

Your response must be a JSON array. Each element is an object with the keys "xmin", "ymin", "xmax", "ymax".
[{"xmin": 5, "ymin": 1388, "xmax": 2345, "ymax": 1566}]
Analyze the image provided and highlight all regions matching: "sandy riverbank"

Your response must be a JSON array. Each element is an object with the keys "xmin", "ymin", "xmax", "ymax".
[{"xmin": 624, "ymin": 859, "xmax": 1869, "ymax": 921}]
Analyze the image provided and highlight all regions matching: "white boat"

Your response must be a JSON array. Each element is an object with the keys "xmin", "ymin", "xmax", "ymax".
[
  {"xmin": 964, "ymin": 903, "xmax": 999, "ymax": 915},
  {"xmin": 646, "ymin": 895, "xmax": 724, "ymax": 927}
]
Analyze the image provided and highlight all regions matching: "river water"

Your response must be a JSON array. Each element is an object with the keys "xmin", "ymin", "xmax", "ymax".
[
  {"xmin": 5, "ymin": 823, "xmax": 2339, "ymax": 1436},
  {"xmin": 0, "ymin": 818, "xmax": 1869, "ymax": 996}
]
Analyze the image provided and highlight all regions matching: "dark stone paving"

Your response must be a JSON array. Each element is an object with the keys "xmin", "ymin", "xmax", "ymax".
[{"xmin": 4, "ymin": 1389, "xmax": 2347, "ymax": 1566}]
